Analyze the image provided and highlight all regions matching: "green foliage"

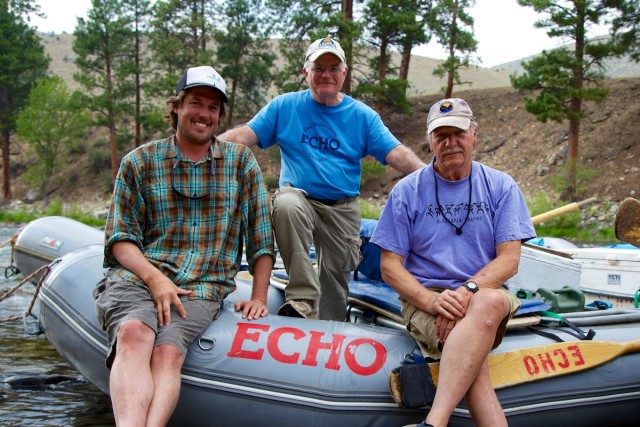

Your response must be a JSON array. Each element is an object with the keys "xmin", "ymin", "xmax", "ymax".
[
  {"xmin": 263, "ymin": 174, "xmax": 279, "ymax": 191},
  {"xmin": 0, "ymin": 1, "xmax": 49, "ymax": 136},
  {"xmin": 214, "ymin": 0, "xmax": 276, "ymax": 124},
  {"xmin": 0, "ymin": 0, "xmax": 49, "ymax": 197},
  {"xmin": 16, "ymin": 76, "xmax": 90, "ymax": 200},
  {"xmin": 0, "ymin": 197, "xmax": 106, "ymax": 227},
  {"xmin": 360, "ymin": 158, "xmax": 386, "ymax": 185},
  {"xmin": 548, "ymin": 162, "xmax": 598, "ymax": 200},
  {"xmin": 353, "ymin": 78, "xmax": 411, "ymax": 115},
  {"xmin": 609, "ymin": 0, "xmax": 640, "ymax": 62},
  {"xmin": 146, "ymin": 0, "xmax": 217, "ymax": 96},
  {"xmin": 526, "ymin": 191, "xmax": 614, "ymax": 241},
  {"xmin": 88, "ymin": 140, "xmax": 112, "ymax": 171},
  {"xmin": 358, "ymin": 199, "xmax": 382, "ymax": 219},
  {"xmin": 527, "ymin": 191, "xmax": 581, "ymax": 229}
]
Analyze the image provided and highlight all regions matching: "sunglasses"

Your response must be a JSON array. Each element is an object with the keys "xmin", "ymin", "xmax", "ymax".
[{"xmin": 170, "ymin": 146, "xmax": 215, "ymax": 200}]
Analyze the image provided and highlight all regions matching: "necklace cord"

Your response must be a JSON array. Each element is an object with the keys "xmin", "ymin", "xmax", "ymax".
[{"xmin": 433, "ymin": 161, "xmax": 472, "ymax": 235}]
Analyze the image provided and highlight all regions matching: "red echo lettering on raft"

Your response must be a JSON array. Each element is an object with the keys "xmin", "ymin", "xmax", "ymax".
[{"xmin": 227, "ymin": 322, "xmax": 387, "ymax": 376}]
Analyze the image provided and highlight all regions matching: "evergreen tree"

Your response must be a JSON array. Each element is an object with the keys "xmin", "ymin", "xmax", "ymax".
[
  {"xmin": 361, "ymin": 0, "xmax": 431, "ymax": 114},
  {"xmin": 214, "ymin": 0, "xmax": 276, "ymax": 126},
  {"xmin": 428, "ymin": 0, "xmax": 478, "ymax": 98},
  {"xmin": 147, "ymin": 0, "xmax": 217, "ymax": 97},
  {"xmin": 0, "ymin": 0, "xmax": 49, "ymax": 199},
  {"xmin": 73, "ymin": 0, "xmax": 137, "ymax": 183},
  {"xmin": 513, "ymin": 0, "xmax": 628, "ymax": 200},
  {"xmin": 607, "ymin": 0, "xmax": 640, "ymax": 61},
  {"xmin": 121, "ymin": 0, "xmax": 153, "ymax": 147}
]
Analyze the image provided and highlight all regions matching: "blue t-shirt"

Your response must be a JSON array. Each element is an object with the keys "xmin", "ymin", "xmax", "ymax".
[
  {"xmin": 247, "ymin": 89, "xmax": 400, "ymax": 200},
  {"xmin": 370, "ymin": 161, "xmax": 536, "ymax": 290}
]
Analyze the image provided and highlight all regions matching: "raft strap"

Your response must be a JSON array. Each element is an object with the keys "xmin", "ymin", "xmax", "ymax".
[{"xmin": 527, "ymin": 311, "xmax": 596, "ymax": 342}]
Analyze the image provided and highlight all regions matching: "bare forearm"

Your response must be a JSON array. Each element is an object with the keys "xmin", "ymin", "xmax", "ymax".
[
  {"xmin": 250, "ymin": 254, "xmax": 273, "ymax": 303},
  {"xmin": 380, "ymin": 249, "xmax": 435, "ymax": 314},
  {"xmin": 470, "ymin": 241, "xmax": 522, "ymax": 288},
  {"xmin": 218, "ymin": 125, "xmax": 259, "ymax": 148},
  {"xmin": 111, "ymin": 241, "xmax": 165, "ymax": 286},
  {"xmin": 385, "ymin": 145, "xmax": 426, "ymax": 175}
]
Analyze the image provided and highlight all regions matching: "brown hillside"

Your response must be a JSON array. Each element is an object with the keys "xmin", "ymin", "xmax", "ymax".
[
  {"xmin": 7, "ymin": 33, "xmax": 639, "ymax": 223},
  {"xmin": 251, "ymin": 78, "xmax": 640, "ymax": 212},
  {"xmin": 7, "ymin": 78, "xmax": 640, "ymax": 223}
]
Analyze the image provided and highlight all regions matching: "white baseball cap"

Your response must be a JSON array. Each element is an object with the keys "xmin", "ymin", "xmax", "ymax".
[
  {"xmin": 427, "ymin": 98, "xmax": 475, "ymax": 134},
  {"xmin": 175, "ymin": 66, "xmax": 228, "ymax": 102},
  {"xmin": 305, "ymin": 37, "xmax": 346, "ymax": 63}
]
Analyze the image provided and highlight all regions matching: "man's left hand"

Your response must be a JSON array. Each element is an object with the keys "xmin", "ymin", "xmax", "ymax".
[{"xmin": 234, "ymin": 298, "xmax": 269, "ymax": 320}]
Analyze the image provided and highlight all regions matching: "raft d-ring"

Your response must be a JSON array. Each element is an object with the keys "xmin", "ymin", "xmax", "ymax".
[
  {"xmin": 4, "ymin": 265, "xmax": 20, "ymax": 279},
  {"xmin": 198, "ymin": 336, "xmax": 216, "ymax": 351},
  {"xmin": 23, "ymin": 312, "xmax": 42, "ymax": 336}
]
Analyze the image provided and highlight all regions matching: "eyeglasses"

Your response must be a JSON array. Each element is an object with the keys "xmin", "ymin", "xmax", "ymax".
[
  {"xmin": 171, "ymin": 147, "xmax": 215, "ymax": 200},
  {"xmin": 309, "ymin": 65, "xmax": 344, "ymax": 76}
]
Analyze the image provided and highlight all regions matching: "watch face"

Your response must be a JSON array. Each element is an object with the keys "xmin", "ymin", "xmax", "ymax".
[{"xmin": 465, "ymin": 282, "xmax": 479, "ymax": 292}]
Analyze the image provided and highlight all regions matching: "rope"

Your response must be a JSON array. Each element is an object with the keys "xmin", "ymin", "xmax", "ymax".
[
  {"xmin": 0, "ymin": 233, "xmax": 19, "ymax": 275},
  {"xmin": 0, "ymin": 264, "xmax": 50, "ymax": 324}
]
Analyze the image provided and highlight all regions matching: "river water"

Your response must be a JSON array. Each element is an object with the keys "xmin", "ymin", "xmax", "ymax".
[{"xmin": 0, "ymin": 226, "xmax": 114, "ymax": 427}]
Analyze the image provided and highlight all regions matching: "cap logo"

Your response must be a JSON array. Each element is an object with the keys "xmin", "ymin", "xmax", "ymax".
[
  {"xmin": 205, "ymin": 72, "xmax": 223, "ymax": 87},
  {"xmin": 318, "ymin": 38, "xmax": 336, "ymax": 48},
  {"xmin": 439, "ymin": 101, "xmax": 454, "ymax": 113}
]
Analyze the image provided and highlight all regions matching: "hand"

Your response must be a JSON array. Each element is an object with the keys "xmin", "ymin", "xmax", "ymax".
[
  {"xmin": 147, "ymin": 275, "xmax": 193, "ymax": 326},
  {"xmin": 234, "ymin": 298, "xmax": 269, "ymax": 320},
  {"xmin": 435, "ymin": 313, "xmax": 458, "ymax": 343},
  {"xmin": 431, "ymin": 289, "xmax": 465, "ymax": 320}
]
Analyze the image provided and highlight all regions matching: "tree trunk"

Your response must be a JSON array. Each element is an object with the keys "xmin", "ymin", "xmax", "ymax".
[
  {"xmin": 445, "ymin": 0, "xmax": 459, "ymax": 98},
  {"xmin": 2, "ymin": 129, "xmax": 11, "ymax": 200},
  {"xmin": 377, "ymin": 39, "xmax": 388, "ymax": 115},
  {"xmin": 341, "ymin": 0, "xmax": 353, "ymax": 94}
]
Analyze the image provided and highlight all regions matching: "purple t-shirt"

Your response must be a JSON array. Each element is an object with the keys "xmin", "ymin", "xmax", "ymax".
[{"xmin": 370, "ymin": 161, "xmax": 536, "ymax": 290}]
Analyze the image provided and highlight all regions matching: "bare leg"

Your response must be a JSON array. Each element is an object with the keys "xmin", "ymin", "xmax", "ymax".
[
  {"xmin": 110, "ymin": 320, "xmax": 156, "ymax": 427},
  {"xmin": 145, "ymin": 344, "xmax": 185, "ymax": 427},
  {"xmin": 465, "ymin": 361, "xmax": 507, "ymax": 427},
  {"xmin": 425, "ymin": 290, "xmax": 509, "ymax": 427}
]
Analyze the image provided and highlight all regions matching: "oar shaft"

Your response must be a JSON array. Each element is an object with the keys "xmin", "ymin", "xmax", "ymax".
[{"xmin": 531, "ymin": 197, "xmax": 597, "ymax": 225}]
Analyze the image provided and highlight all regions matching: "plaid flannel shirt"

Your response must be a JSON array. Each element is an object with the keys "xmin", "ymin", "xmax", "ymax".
[{"xmin": 104, "ymin": 136, "xmax": 274, "ymax": 303}]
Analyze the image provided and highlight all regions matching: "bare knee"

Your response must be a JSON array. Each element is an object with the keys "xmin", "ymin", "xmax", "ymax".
[
  {"xmin": 117, "ymin": 320, "xmax": 155, "ymax": 349},
  {"xmin": 467, "ymin": 292, "xmax": 508, "ymax": 328},
  {"xmin": 151, "ymin": 344, "xmax": 184, "ymax": 371}
]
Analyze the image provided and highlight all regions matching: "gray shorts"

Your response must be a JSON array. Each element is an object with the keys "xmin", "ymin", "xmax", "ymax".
[{"xmin": 94, "ymin": 271, "xmax": 221, "ymax": 369}]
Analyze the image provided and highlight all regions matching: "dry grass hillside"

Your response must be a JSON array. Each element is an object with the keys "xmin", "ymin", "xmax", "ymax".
[
  {"xmin": 8, "ymin": 32, "xmax": 639, "ymax": 219},
  {"xmin": 249, "ymin": 78, "xmax": 640, "ymax": 211}
]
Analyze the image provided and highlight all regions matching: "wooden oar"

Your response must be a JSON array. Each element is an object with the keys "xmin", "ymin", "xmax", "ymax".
[
  {"xmin": 438, "ymin": 338, "xmax": 640, "ymax": 389},
  {"xmin": 615, "ymin": 197, "xmax": 640, "ymax": 248},
  {"xmin": 390, "ymin": 338, "xmax": 640, "ymax": 407},
  {"xmin": 531, "ymin": 197, "xmax": 597, "ymax": 226}
]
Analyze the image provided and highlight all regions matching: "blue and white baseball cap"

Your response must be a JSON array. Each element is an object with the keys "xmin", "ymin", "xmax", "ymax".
[{"xmin": 175, "ymin": 66, "xmax": 228, "ymax": 102}]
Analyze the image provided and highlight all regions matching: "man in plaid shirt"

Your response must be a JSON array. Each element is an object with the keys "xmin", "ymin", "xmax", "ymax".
[{"xmin": 94, "ymin": 66, "xmax": 274, "ymax": 426}]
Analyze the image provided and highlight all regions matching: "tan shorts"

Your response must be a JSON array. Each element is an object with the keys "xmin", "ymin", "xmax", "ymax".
[
  {"xmin": 94, "ymin": 270, "xmax": 221, "ymax": 369},
  {"xmin": 400, "ymin": 287, "xmax": 520, "ymax": 360}
]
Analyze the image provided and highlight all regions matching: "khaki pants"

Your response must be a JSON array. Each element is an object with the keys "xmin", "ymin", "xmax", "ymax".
[{"xmin": 272, "ymin": 186, "xmax": 361, "ymax": 321}]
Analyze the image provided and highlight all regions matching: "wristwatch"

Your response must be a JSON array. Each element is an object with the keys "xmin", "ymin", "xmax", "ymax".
[{"xmin": 463, "ymin": 281, "xmax": 479, "ymax": 293}]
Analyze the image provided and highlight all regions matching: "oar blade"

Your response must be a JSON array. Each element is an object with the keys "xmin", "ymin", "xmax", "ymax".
[
  {"xmin": 488, "ymin": 339, "xmax": 640, "ymax": 389},
  {"xmin": 615, "ymin": 197, "xmax": 640, "ymax": 247}
]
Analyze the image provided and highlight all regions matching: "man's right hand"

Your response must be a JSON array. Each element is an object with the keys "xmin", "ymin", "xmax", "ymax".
[{"xmin": 147, "ymin": 275, "xmax": 193, "ymax": 326}]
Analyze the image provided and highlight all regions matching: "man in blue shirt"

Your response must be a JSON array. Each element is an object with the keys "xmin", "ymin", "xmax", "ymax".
[
  {"xmin": 372, "ymin": 98, "xmax": 535, "ymax": 427},
  {"xmin": 220, "ymin": 37, "xmax": 424, "ymax": 321}
]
